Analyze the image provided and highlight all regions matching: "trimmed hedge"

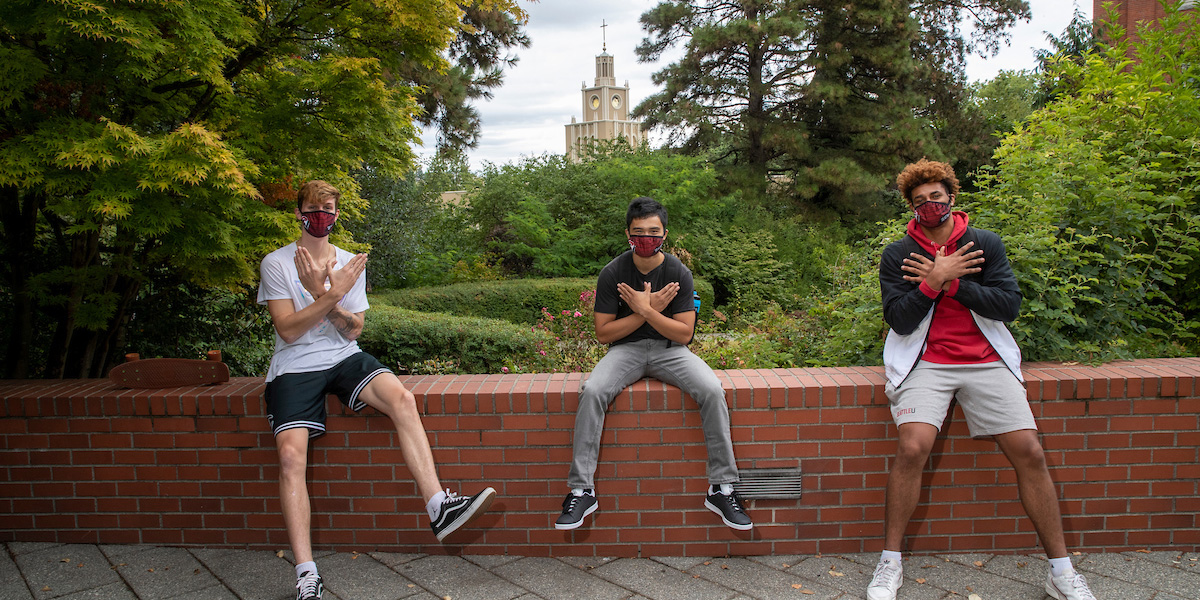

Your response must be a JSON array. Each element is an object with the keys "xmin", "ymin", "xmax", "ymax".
[
  {"xmin": 374, "ymin": 277, "xmax": 715, "ymax": 325},
  {"xmin": 359, "ymin": 304, "xmax": 552, "ymax": 374}
]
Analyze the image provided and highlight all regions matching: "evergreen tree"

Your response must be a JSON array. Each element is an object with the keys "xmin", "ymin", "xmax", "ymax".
[{"xmin": 634, "ymin": 0, "xmax": 1029, "ymax": 217}]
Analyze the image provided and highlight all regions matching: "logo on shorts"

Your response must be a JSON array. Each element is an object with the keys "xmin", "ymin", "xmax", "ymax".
[{"xmin": 894, "ymin": 407, "xmax": 916, "ymax": 417}]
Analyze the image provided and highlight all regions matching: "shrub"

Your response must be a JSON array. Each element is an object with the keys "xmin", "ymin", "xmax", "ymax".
[
  {"xmin": 374, "ymin": 277, "xmax": 715, "ymax": 325},
  {"xmin": 359, "ymin": 304, "xmax": 553, "ymax": 374}
]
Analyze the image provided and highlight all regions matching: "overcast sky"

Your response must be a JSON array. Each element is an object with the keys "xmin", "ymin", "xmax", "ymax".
[{"xmin": 421, "ymin": 1, "xmax": 1092, "ymax": 170}]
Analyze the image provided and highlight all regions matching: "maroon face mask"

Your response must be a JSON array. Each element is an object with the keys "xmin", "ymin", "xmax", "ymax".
[
  {"xmin": 913, "ymin": 201, "xmax": 952, "ymax": 229},
  {"xmin": 300, "ymin": 210, "xmax": 337, "ymax": 237},
  {"xmin": 628, "ymin": 235, "xmax": 665, "ymax": 258}
]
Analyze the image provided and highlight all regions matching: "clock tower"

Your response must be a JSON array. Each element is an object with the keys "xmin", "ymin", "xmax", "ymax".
[{"xmin": 565, "ymin": 23, "xmax": 644, "ymax": 162}]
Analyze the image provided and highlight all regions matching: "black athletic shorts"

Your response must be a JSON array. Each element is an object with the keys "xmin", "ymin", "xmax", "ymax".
[{"xmin": 263, "ymin": 352, "xmax": 391, "ymax": 438}]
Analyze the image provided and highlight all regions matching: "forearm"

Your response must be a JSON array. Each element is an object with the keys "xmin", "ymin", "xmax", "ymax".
[
  {"xmin": 595, "ymin": 313, "xmax": 647, "ymax": 344},
  {"xmin": 327, "ymin": 304, "xmax": 363, "ymax": 340},
  {"xmin": 272, "ymin": 292, "xmax": 345, "ymax": 343},
  {"xmin": 642, "ymin": 310, "xmax": 694, "ymax": 345}
]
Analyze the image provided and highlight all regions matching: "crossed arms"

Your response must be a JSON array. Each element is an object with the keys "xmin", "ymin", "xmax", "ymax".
[{"xmin": 267, "ymin": 246, "xmax": 367, "ymax": 344}]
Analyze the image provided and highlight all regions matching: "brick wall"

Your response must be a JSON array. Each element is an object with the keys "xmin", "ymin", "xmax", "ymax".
[{"xmin": 1, "ymin": 358, "xmax": 1198, "ymax": 557}]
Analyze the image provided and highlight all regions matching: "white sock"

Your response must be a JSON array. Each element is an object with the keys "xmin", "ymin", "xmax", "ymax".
[
  {"xmin": 571, "ymin": 488, "xmax": 592, "ymax": 496},
  {"xmin": 881, "ymin": 550, "xmax": 902, "ymax": 563},
  {"xmin": 295, "ymin": 561, "xmax": 317, "ymax": 579},
  {"xmin": 1049, "ymin": 556, "xmax": 1073, "ymax": 577},
  {"xmin": 711, "ymin": 483, "xmax": 734, "ymax": 495},
  {"xmin": 426, "ymin": 490, "xmax": 448, "ymax": 520}
]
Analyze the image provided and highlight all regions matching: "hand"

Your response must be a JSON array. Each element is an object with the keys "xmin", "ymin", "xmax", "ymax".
[
  {"xmin": 617, "ymin": 282, "xmax": 654, "ymax": 317},
  {"xmin": 294, "ymin": 246, "xmax": 331, "ymax": 299},
  {"xmin": 649, "ymin": 281, "xmax": 679, "ymax": 312},
  {"xmin": 326, "ymin": 253, "xmax": 368, "ymax": 297},
  {"xmin": 901, "ymin": 252, "xmax": 935, "ymax": 285},
  {"xmin": 925, "ymin": 241, "xmax": 984, "ymax": 291}
]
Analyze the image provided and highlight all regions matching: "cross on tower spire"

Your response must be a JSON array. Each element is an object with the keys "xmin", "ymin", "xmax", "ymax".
[{"xmin": 601, "ymin": 19, "xmax": 607, "ymax": 52}]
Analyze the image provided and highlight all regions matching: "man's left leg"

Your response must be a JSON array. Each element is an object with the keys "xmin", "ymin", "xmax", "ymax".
[
  {"xmin": 994, "ymin": 430, "xmax": 1097, "ymax": 599},
  {"xmin": 648, "ymin": 342, "xmax": 751, "ymax": 530},
  {"xmin": 354, "ymin": 368, "xmax": 495, "ymax": 542}
]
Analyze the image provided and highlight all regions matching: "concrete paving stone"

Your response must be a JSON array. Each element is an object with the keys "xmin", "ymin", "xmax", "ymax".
[
  {"xmin": 463, "ymin": 554, "xmax": 524, "ymax": 570},
  {"xmin": 491, "ymin": 556, "xmax": 631, "ymax": 600},
  {"xmin": 687, "ymin": 557, "xmax": 842, "ymax": 600},
  {"xmin": 785, "ymin": 555, "xmax": 945, "ymax": 600},
  {"xmin": 96, "ymin": 546, "xmax": 153, "ymax": 561},
  {"xmin": 0, "ymin": 546, "xmax": 35, "ymax": 600},
  {"xmin": 900, "ymin": 554, "xmax": 1043, "ymax": 600},
  {"xmin": 370, "ymin": 552, "xmax": 427, "ymax": 568},
  {"xmin": 53, "ymin": 582, "xmax": 136, "ymax": 600},
  {"xmin": 1073, "ymin": 552, "xmax": 1200, "ymax": 599},
  {"xmin": 394, "ymin": 554, "xmax": 526, "ymax": 600},
  {"xmin": 559, "ymin": 556, "xmax": 621, "ymax": 570},
  {"xmin": 15, "ymin": 544, "xmax": 121, "ymax": 600},
  {"xmin": 190, "ymin": 548, "xmax": 294, "ymax": 600},
  {"xmin": 111, "ymin": 546, "xmax": 219, "ymax": 600},
  {"xmin": 317, "ymin": 550, "xmax": 425, "ymax": 600},
  {"xmin": 8, "ymin": 543, "xmax": 64, "ymax": 557},
  {"xmin": 1116, "ymin": 551, "xmax": 1181, "ymax": 566},
  {"xmin": 964, "ymin": 554, "xmax": 1046, "ymax": 587},
  {"xmin": 161, "ymin": 584, "xmax": 239, "ymax": 600},
  {"xmin": 650, "ymin": 556, "xmax": 711, "ymax": 571},
  {"xmin": 589, "ymin": 557, "xmax": 740, "ymax": 600},
  {"xmin": 747, "ymin": 555, "xmax": 806, "ymax": 571}
]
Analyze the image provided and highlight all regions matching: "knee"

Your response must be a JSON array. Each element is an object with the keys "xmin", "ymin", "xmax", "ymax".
[
  {"xmin": 382, "ymin": 386, "xmax": 419, "ymax": 421},
  {"xmin": 277, "ymin": 442, "xmax": 308, "ymax": 479},
  {"xmin": 1009, "ymin": 438, "xmax": 1048, "ymax": 471},
  {"xmin": 894, "ymin": 437, "xmax": 933, "ymax": 469},
  {"xmin": 577, "ymin": 383, "xmax": 613, "ymax": 411}
]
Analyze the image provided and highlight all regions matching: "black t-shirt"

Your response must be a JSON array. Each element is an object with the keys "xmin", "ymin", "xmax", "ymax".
[{"xmin": 594, "ymin": 250, "xmax": 695, "ymax": 346}]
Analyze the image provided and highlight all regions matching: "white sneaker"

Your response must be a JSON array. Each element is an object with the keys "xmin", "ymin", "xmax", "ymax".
[
  {"xmin": 867, "ymin": 558, "xmax": 903, "ymax": 600},
  {"xmin": 1046, "ymin": 567, "xmax": 1098, "ymax": 600}
]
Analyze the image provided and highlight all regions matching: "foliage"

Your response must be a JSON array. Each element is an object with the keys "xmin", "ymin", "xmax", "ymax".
[
  {"xmin": 530, "ymin": 289, "xmax": 607, "ymax": 374},
  {"xmin": 123, "ymin": 281, "xmax": 274, "ymax": 377},
  {"xmin": 806, "ymin": 1, "xmax": 1200, "ymax": 365},
  {"xmin": 0, "ymin": 0, "xmax": 526, "ymax": 378},
  {"xmin": 965, "ymin": 1, "xmax": 1200, "ymax": 361},
  {"xmin": 677, "ymin": 224, "xmax": 792, "ymax": 312},
  {"xmin": 634, "ymin": 0, "xmax": 1030, "ymax": 217},
  {"xmin": 346, "ymin": 167, "xmax": 439, "ymax": 289},
  {"xmin": 358, "ymin": 304, "xmax": 552, "ymax": 375},
  {"xmin": 403, "ymin": 3, "xmax": 531, "ymax": 156},
  {"xmin": 374, "ymin": 277, "xmax": 715, "ymax": 326}
]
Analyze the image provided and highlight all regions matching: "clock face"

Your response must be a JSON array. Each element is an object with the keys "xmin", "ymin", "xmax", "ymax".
[
  {"xmin": 611, "ymin": 95, "xmax": 621, "ymax": 109},
  {"xmin": 590, "ymin": 95, "xmax": 600, "ymax": 109}
]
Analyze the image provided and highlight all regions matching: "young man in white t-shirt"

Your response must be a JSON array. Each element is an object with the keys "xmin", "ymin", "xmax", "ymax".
[{"xmin": 257, "ymin": 180, "xmax": 495, "ymax": 600}]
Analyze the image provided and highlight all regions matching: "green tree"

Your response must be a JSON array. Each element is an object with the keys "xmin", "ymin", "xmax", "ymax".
[
  {"xmin": 634, "ymin": 0, "xmax": 1029, "ymax": 217},
  {"xmin": 403, "ymin": 3, "xmax": 531, "ymax": 156},
  {"xmin": 812, "ymin": 0, "xmax": 1200, "ymax": 365},
  {"xmin": 0, "ymin": 0, "xmax": 524, "ymax": 378}
]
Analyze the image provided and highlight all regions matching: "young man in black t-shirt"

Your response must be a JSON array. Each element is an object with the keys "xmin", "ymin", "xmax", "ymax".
[{"xmin": 554, "ymin": 197, "xmax": 752, "ymax": 531}]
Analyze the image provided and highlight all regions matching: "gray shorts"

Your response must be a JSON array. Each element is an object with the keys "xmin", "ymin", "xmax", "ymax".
[{"xmin": 884, "ymin": 360, "xmax": 1036, "ymax": 438}]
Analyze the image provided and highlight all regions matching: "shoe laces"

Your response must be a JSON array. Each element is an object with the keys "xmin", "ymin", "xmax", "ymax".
[
  {"xmin": 723, "ymin": 491, "xmax": 746, "ymax": 514},
  {"xmin": 1061, "ymin": 571, "xmax": 1096, "ymax": 600},
  {"xmin": 870, "ymin": 559, "xmax": 901, "ymax": 586},
  {"xmin": 297, "ymin": 572, "xmax": 320, "ymax": 598},
  {"xmin": 440, "ymin": 488, "xmax": 460, "ymax": 505},
  {"xmin": 562, "ymin": 494, "xmax": 583, "ymax": 511}
]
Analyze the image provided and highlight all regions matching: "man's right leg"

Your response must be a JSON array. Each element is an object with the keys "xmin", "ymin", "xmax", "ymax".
[
  {"xmin": 882, "ymin": 422, "xmax": 939, "ymax": 550},
  {"xmin": 276, "ymin": 428, "xmax": 314, "ymax": 564},
  {"xmin": 868, "ymin": 422, "xmax": 939, "ymax": 600},
  {"xmin": 558, "ymin": 342, "xmax": 646, "ymax": 530}
]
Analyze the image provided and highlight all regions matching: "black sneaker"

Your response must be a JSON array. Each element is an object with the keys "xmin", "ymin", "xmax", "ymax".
[
  {"xmin": 431, "ymin": 487, "xmax": 496, "ymax": 542},
  {"xmin": 296, "ymin": 570, "xmax": 323, "ymax": 600},
  {"xmin": 704, "ymin": 486, "xmax": 753, "ymax": 530},
  {"xmin": 554, "ymin": 489, "xmax": 597, "ymax": 530}
]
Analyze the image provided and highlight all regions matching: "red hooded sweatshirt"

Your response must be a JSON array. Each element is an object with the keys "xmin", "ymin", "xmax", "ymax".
[{"xmin": 907, "ymin": 212, "xmax": 1000, "ymax": 365}]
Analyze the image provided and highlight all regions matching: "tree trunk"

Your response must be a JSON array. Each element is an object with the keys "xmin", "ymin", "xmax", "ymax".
[
  {"xmin": 45, "ymin": 230, "xmax": 100, "ymax": 378},
  {"xmin": 0, "ymin": 187, "xmax": 42, "ymax": 378}
]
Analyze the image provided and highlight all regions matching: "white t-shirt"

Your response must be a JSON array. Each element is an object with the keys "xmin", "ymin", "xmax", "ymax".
[{"xmin": 257, "ymin": 242, "xmax": 369, "ymax": 382}]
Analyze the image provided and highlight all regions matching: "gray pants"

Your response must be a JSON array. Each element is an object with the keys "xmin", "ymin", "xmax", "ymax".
[{"xmin": 568, "ymin": 339, "xmax": 740, "ymax": 489}]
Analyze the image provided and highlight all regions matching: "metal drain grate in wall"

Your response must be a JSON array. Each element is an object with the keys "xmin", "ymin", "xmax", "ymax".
[{"xmin": 733, "ymin": 467, "xmax": 803, "ymax": 499}]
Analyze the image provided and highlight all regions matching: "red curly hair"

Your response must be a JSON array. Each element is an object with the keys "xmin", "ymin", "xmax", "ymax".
[{"xmin": 896, "ymin": 159, "xmax": 959, "ymax": 203}]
